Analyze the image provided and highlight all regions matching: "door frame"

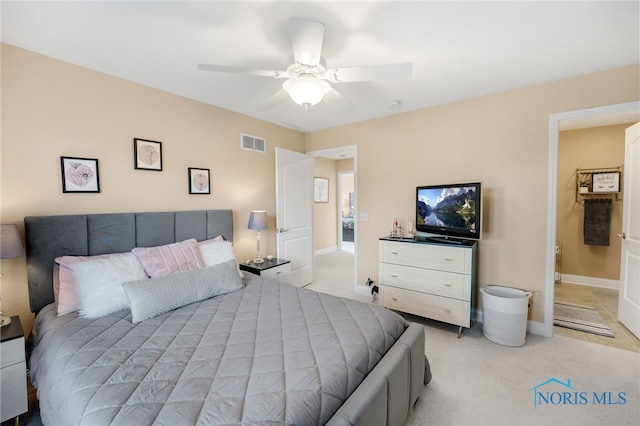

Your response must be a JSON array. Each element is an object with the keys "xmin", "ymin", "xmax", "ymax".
[
  {"xmin": 308, "ymin": 145, "xmax": 367, "ymax": 297},
  {"xmin": 544, "ymin": 101, "xmax": 640, "ymax": 337}
]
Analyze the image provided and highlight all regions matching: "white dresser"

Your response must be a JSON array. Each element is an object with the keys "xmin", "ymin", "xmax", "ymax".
[{"xmin": 378, "ymin": 237, "xmax": 477, "ymax": 336}]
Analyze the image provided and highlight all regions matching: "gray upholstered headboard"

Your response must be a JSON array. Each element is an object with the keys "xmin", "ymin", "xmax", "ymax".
[{"xmin": 24, "ymin": 209, "xmax": 233, "ymax": 313}]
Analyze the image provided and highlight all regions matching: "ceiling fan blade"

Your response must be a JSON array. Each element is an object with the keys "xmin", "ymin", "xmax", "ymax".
[
  {"xmin": 326, "ymin": 63, "xmax": 413, "ymax": 83},
  {"xmin": 254, "ymin": 89, "xmax": 290, "ymax": 112},
  {"xmin": 322, "ymin": 86, "xmax": 356, "ymax": 113},
  {"xmin": 197, "ymin": 64, "xmax": 287, "ymax": 78},
  {"xmin": 289, "ymin": 17, "xmax": 324, "ymax": 66}
]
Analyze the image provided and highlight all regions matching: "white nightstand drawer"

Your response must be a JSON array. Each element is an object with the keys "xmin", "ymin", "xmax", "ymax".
[
  {"xmin": 1, "ymin": 361, "xmax": 28, "ymax": 421},
  {"xmin": 0, "ymin": 338, "xmax": 25, "ymax": 368},
  {"xmin": 261, "ymin": 263, "xmax": 291, "ymax": 282}
]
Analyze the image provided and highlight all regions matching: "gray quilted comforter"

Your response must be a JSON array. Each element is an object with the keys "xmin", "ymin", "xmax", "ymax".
[{"xmin": 30, "ymin": 275, "xmax": 409, "ymax": 425}]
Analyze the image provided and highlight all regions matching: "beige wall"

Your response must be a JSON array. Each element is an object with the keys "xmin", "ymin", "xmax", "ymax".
[
  {"xmin": 313, "ymin": 157, "xmax": 337, "ymax": 251},
  {"xmin": 306, "ymin": 64, "xmax": 640, "ymax": 324},
  {"xmin": 557, "ymin": 124, "xmax": 631, "ymax": 281},
  {"xmin": 0, "ymin": 44, "xmax": 305, "ymax": 333}
]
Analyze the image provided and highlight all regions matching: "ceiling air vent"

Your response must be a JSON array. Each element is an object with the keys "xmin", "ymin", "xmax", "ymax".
[{"xmin": 241, "ymin": 133, "xmax": 266, "ymax": 153}]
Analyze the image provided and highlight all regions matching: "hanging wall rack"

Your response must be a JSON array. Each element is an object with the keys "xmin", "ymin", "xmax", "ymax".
[{"xmin": 575, "ymin": 166, "xmax": 623, "ymax": 203}]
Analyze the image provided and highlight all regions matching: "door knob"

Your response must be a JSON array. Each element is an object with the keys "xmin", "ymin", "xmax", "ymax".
[
  {"xmin": 277, "ymin": 228, "xmax": 287, "ymax": 233},
  {"xmin": 617, "ymin": 232, "xmax": 626, "ymax": 240}
]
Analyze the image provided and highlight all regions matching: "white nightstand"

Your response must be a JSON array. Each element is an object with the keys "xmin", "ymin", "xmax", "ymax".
[
  {"xmin": 1, "ymin": 316, "xmax": 28, "ymax": 423},
  {"xmin": 239, "ymin": 258, "xmax": 291, "ymax": 284}
]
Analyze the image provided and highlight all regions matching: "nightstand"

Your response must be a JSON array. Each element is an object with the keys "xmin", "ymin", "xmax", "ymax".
[
  {"xmin": 240, "ymin": 258, "xmax": 291, "ymax": 284},
  {"xmin": 1, "ymin": 316, "xmax": 28, "ymax": 423}
]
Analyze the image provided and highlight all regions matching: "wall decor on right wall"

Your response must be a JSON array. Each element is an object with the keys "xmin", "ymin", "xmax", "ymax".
[
  {"xmin": 134, "ymin": 138, "xmax": 162, "ymax": 171},
  {"xmin": 188, "ymin": 167, "xmax": 210, "ymax": 194}
]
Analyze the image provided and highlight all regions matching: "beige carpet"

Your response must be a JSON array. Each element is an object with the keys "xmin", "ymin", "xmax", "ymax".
[{"xmin": 404, "ymin": 315, "xmax": 639, "ymax": 426}]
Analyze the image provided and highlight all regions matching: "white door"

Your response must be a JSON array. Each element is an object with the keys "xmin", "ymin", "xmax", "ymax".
[
  {"xmin": 275, "ymin": 148, "xmax": 314, "ymax": 287},
  {"xmin": 618, "ymin": 122, "xmax": 640, "ymax": 338}
]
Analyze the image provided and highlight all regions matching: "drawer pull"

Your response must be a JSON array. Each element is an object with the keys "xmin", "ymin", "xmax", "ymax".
[
  {"xmin": 444, "ymin": 283, "xmax": 453, "ymax": 287},
  {"xmin": 444, "ymin": 258, "xmax": 454, "ymax": 261},
  {"xmin": 443, "ymin": 308, "xmax": 452, "ymax": 314},
  {"xmin": 391, "ymin": 251, "xmax": 399, "ymax": 255},
  {"xmin": 275, "ymin": 272, "xmax": 281, "ymax": 275},
  {"xmin": 391, "ymin": 274, "xmax": 398, "ymax": 278},
  {"xmin": 391, "ymin": 297, "xmax": 398, "ymax": 302}
]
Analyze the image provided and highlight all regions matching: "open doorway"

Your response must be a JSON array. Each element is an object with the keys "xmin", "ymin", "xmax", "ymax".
[
  {"xmin": 545, "ymin": 102, "xmax": 640, "ymax": 347},
  {"xmin": 306, "ymin": 145, "xmax": 369, "ymax": 302},
  {"xmin": 338, "ymin": 171, "xmax": 355, "ymax": 254}
]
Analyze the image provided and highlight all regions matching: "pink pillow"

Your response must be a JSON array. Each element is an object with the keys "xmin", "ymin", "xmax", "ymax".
[{"xmin": 132, "ymin": 239, "xmax": 205, "ymax": 278}]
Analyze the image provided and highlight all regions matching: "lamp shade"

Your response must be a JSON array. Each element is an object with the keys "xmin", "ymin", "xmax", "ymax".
[
  {"xmin": 0, "ymin": 224, "xmax": 24, "ymax": 259},
  {"xmin": 282, "ymin": 75, "xmax": 330, "ymax": 108},
  {"xmin": 248, "ymin": 211, "xmax": 268, "ymax": 231}
]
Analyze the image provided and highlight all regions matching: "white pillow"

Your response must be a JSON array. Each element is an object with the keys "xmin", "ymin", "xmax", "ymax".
[
  {"xmin": 198, "ymin": 239, "xmax": 243, "ymax": 278},
  {"xmin": 56, "ymin": 253, "xmax": 134, "ymax": 316},
  {"xmin": 69, "ymin": 252, "xmax": 148, "ymax": 318},
  {"xmin": 199, "ymin": 239, "xmax": 235, "ymax": 267}
]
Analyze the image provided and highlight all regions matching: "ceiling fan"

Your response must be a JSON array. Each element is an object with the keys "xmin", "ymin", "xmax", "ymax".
[{"xmin": 198, "ymin": 17, "xmax": 413, "ymax": 111}]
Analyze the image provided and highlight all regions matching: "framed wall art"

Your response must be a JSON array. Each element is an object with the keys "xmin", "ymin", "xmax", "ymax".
[
  {"xmin": 134, "ymin": 138, "xmax": 162, "ymax": 171},
  {"xmin": 314, "ymin": 177, "xmax": 329, "ymax": 203},
  {"xmin": 188, "ymin": 167, "xmax": 210, "ymax": 194},
  {"xmin": 60, "ymin": 156, "xmax": 100, "ymax": 193},
  {"xmin": 592, "ymin": 171, "xmax": 620, "ymax": 193}
]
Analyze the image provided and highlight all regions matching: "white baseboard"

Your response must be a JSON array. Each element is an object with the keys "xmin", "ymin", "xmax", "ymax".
[
  {"xmin": 315, "ymin": 246, "xmax": 337, "ymax": 256},
  {"xmin": 558, "ymin": 274, "xmax": 619, "ymax": 290}
]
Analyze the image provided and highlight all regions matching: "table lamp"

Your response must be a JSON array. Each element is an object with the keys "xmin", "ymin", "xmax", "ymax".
[
  {"xmin": 1, "ymin": 224, "xmax": 25, "ymax": 327},
  {"xmin": 248, "ymin": 210, "xmax": 268, "ymax": 264}
]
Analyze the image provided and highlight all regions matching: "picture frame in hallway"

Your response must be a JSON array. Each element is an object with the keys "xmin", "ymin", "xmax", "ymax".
[
  {"xmin": 314, "ymin": 177, "xmax": 329, "ymax": 202},
  {"xmin": 60, "ymin": 156, "xmax": 100, "ymax": 193}
]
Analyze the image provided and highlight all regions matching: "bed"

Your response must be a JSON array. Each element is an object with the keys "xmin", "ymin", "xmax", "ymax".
[{"xmin": 25, "ymin": 209, "xmax": 430, "ymax": 425}]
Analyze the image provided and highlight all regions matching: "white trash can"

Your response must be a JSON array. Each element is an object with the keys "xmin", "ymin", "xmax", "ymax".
[{"xmin": 481, "ymin": 286, "xmax": 532, "ymax": 347}]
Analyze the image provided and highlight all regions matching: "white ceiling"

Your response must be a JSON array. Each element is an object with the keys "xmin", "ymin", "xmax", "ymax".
[{"xmin": 2, "ymin": 1, "xmax": 638, "ymax": 133}]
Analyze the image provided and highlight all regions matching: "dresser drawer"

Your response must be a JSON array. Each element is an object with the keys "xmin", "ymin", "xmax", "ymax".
[
  {"xmin": 383, "ymin": 286, "xmax": 470, "ymax": 328},
  {"xmin": 261, "ymin": 263, "xmax": 290, "ymax": 282},
  {"xmin": 380, "ymin": 241, "xmax": 471, "ymax": 274},
  {"xmin": 380, "ymin": 263, "xmax": 471, "ymax": 300}
]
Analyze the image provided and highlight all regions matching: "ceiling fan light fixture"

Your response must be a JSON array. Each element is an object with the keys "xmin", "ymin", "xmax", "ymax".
[{"xmin": 282, "ymin": 74, "xmax": 330, "ymax": 109}]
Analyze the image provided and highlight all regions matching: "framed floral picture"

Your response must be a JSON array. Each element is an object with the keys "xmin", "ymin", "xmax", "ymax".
[
  {"xmin": 61, "ymin": 156, "xmax": 100, "ymax": 193},
  {"xmin": 134, "ymin": 138, "xmax": 162, "ymax": 171},
  {"xmin": 314, "ymin": 177, "xmax": 329, "ymax": 202},
  {"xmin": 188, "ymin": 167, "xmax": 210, "ymax": 194}
]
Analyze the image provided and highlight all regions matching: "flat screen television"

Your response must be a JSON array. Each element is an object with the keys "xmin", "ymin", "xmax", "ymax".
[{"xmin": 416, "ymin": 182, "xmax": 482, "ymax": 242}]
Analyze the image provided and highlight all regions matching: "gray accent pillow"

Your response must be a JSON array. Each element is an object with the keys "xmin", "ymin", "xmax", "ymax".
[{"xmin": 122, "ymin": 259, "xmax": 243, "ymax": 323}]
